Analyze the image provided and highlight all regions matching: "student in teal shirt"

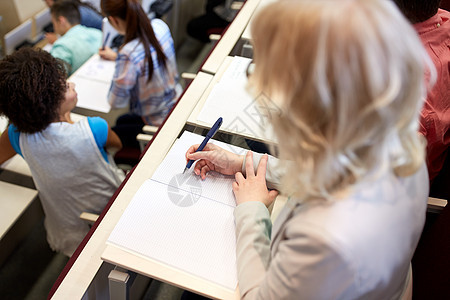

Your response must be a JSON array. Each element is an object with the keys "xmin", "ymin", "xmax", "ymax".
[{"xmin": 50, "ymin": 0, "xmax": 102, "ymax": 75}]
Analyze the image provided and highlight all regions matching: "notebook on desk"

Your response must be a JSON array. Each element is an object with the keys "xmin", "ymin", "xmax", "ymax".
[
  {"xmin": 107, "ymin": 131, "xmax": 247, "ymax": 290},
  {"xmin": 69, "ymin": 54, "xmax": 116, "ymax": 113},
  {"xmin": 197, "ymin": 56, "xmax": 277, "ymax": 143}
]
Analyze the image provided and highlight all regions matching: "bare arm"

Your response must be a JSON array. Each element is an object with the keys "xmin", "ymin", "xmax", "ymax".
[
  {"xmin": 105, "ymin": 127, "xmax": 122, "ymax": 154},
  {"xmin": 0, "ymin": 128, "xmax": 17, "ymax": 165},
  {"xmin": 99, "ymin": 47, "xmax": 118, "ymax": 61}
]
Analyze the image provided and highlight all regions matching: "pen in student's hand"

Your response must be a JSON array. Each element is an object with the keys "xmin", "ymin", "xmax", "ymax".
[
  {"xmin": 183, "ymin": 117, "xmax": 223, "ymax": 174},
  {"xmin": 102, "ymin": 32, "xmax": 110, "ymax": 50}
]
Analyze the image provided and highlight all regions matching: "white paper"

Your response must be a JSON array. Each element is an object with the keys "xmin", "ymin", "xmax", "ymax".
[
  {"xmin": 107, "ymin": 131, "xmax": 246, "ymax": 290},
  {"xmin": 69, "ymin": 76, "xmax": 111, "ymax": 113},
  {"xmin": 220, "ymin": 56, "xmax": 252, "ymax": 82},
  {"xmin": 69, "ymin": 54, "xmax": 115, "ymax": 113},
  {"xmin": 197, "ymin": 56, "xmax": 277, "ymax": 142},
  {"xmin": 75, "ymin": 55, "xmax": 116, "ymax": 83}
]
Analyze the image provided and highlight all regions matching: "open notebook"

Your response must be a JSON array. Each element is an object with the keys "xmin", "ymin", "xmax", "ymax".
[
  {"xmin": 69, "ymin": 54, "xmax": 116, "ymax": 113},
  {"xmin": 197, "ymin": 56, "xmax": 277, "ymax": 142},
  {"xmin": 107, "ymin": 131, "xmax": 248, "ymax": 290}
]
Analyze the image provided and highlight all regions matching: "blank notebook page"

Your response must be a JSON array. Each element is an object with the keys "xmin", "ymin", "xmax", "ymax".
[
  {"xmin": 197, "ymin": 56, "xmax": 277, "ymax": 141},
  {"xmin": 107, "ymin": 131, "xmax": 247, "ymax": 290}
]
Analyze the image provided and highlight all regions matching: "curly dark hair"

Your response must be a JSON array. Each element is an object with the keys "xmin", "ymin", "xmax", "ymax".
[{"xmin": 0, "ymin": 48, "xmax": 67, "ymax": 133}]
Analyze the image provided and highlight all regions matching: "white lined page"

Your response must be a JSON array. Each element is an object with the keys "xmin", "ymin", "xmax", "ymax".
[
  {"xmin": 107, "ymin": 131, "xmax": 247, "ymax": 290},
  {"xmin": 75, "ymin": 55, "xmax": 116, "ymax": 83},
  {"xmin": 107, "ymin": 179, "xmax": 237, "ymax": 289},
  {"xmin": 197, "ymin": 56, "xmax": 277, "ymax": 142}
]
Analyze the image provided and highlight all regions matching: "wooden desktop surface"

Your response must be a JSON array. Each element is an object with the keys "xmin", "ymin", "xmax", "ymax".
[
  {"xmin": 188, "ymin": 56, "xmax": 277, "ymax": 145},
  {"xmin": 241, "ymin": 0, "xmax": 277, "ymax": 41},
  {"xmin": 51, "ymin": 72, "xmax": 214, "ymax": 299},
  {"xmin": 0, "ymin": 181, "xmax": 38, "ymax": 239},
  {"xmin": 201, "ymin": 0, "xmax": 260, "ymax": 75}
]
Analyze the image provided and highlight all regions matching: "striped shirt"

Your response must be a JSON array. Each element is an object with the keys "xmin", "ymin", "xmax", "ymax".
[{"xmin": 108, "ymin": 19, "xmax": 181, "ymax": 126}]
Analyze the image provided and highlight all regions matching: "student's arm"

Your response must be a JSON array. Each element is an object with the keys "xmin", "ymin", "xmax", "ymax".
[
  {"xmin": 0, "ymin": 128, "xmax": 17, "ymax": 165},
  {"xmin": 185, "ymin": 145, "xmax": 282, "ymax": 189},
  {"xmin": 98, "ymin": 47, "xmax": 118, "ymax": 61},
  {"xmin": 105, "ymin": 127, "xmax": 122, "ymax": 153},
  {"xmin": 234, "ymin": 203, "xmax": 355, "ymax": 299},
  {"xmin": 87, "ymin": 117, "xmax": 122, "ymax": 155},
  {"xmin": 45, "ymin": 32, "xmax": 58, "ymax": 44}
]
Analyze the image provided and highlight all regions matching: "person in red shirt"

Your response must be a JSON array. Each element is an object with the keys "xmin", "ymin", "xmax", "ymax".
[
  {"xmin": 393, "ymin": 0, "xmax": 450, "ymax": 191},
  {"xmin": 394, "ymin": 0, "xmax": 450, "ymax": 184}
]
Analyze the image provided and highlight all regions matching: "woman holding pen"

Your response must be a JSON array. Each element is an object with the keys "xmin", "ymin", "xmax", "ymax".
[
  {"xmin": 185, "ymin": 0, "xmax": 431, "ymax": 298},
  {"xmin": 99, "ymin": 0, "xmax": 181, "ymax": 148}
]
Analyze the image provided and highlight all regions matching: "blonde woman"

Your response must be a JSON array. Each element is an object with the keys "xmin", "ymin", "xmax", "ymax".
[{"xmin": 186, "ymin": 0, "xmax": 432, "ymax": 298}]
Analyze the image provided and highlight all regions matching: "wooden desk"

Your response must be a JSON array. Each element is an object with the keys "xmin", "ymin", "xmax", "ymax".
[
  {"xmin": 0, "ymin": 155, "xmax": 32, "ymax": 178},
  {"xmin": 201, "ymin": 0, "xmax": 260, "ymax": 75},
  {"xmin": 51, "ymin": 72, "xmax": 214, "ymax": 299},
  {"xmin": 241, "ymin": 0, "xmax": 277, "ymax": 41},
  {"xmin": 0, "ymin": 181, "xmax": 40, "ymax": 266},
  {"xmin": 189, "ymin": 56, "xmax": 277, "ymax": 145},
  {"xmin": 0, "ymin": 181, "xmax": 38, "ymax": 239}
]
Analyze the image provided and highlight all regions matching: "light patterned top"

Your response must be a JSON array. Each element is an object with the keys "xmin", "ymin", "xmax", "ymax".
[{"xmin": 108, "ymin": 19, "xmax": 181, "ymax": 126}]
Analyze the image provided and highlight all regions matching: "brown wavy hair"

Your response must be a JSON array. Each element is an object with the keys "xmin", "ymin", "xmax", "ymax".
[
  {"xmin": 101, "ymin": 0, "xmax": 167, "ymax": 82},
  {"xmin": 0, "ymin": 48, "xmax": 67, "ymax": 133}
]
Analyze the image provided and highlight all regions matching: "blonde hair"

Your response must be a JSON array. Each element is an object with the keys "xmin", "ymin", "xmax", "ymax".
[{"xmin": 249, "ymin": 0, "xmax": 433, "ymax": 200}]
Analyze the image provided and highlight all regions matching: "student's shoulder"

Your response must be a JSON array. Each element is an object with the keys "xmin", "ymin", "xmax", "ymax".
[
  {"xmin": 151, "ymin": 18, "xmax": 171, "ymax": 36},
  {"xmin": 120, "ymin": 39, "xmax": 142, "ymax": 59},
  {"xmin": 86, "ymin": 116, "xmax": 108, "ymax": 130},
  {"xmin": 7, "ymin": 124, "xmax": 22, "ymax": 156},
  {"xmin": 78, "ymin": 25, "xmax": 102, "ymax": 37}
]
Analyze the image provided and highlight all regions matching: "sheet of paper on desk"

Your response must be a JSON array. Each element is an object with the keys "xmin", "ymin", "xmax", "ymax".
[
  {"xmin": 220, "ymin": 56, "xmax": 252, "ymax": 82},
  {"xmin": 197, "ymin": 56, "xmax": 276, "ymax": 141},
  {"xmin": 69, "ymin": 76, "xmax": 111, "ymax": 113},
  {"xmin": 107, "ymin": 131, "xmax": 246, "ymax": 290},
  {"xmin": 75, "ymin": 55, "xmax": 116, "ymax": 83}
]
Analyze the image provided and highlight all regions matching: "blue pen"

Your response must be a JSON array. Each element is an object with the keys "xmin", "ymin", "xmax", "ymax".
[
  {"xmin": 183, "ymin": 117, "xmax": 223, "ymax": 174},
  {"xmin": 102, "ymin": 32, "xmax": 110, "ymax": 50}
]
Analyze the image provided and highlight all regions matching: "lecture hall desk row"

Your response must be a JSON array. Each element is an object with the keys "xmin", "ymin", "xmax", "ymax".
[{"xmin": 49, "ymin": 0, "xmax": 270, "ymax": 298}]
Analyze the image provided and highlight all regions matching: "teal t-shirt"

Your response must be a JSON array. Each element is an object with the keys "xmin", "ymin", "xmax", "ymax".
[{"xmin": 50, "ymin": 24, "xmax": 102, "ymax": 75}]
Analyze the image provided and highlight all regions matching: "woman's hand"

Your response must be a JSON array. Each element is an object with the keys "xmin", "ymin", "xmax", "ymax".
[
  {"xmin": 233, "ymin": 151, "xmax": 278, "ymax": 207},
  {"xmin": 99, "ymin": 47, "xmax": 118, "ymax": 61},
  {"xmin": 185, "ymin": 143, "xmax": 244, "ymax": 179}
]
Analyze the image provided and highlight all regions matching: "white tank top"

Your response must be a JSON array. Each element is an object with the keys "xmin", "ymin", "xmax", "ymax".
[{"xmin": 20, "ymin": 118, "xmax": 124, "ymax": 256}]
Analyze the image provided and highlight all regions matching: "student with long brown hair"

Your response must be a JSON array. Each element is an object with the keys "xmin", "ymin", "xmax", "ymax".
[{"xmin": 99, "ymin": 0, "xmax": 181, "ymax": 148}]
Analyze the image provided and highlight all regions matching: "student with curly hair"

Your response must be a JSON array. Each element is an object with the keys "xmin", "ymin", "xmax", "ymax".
[
  {"xmin": 185, "ymin": 0, "xmax": 431, "ymax": 298},
  {"xmin": 99, "ymin": 0, "xmax": 182, "ymax": 148},
  {"xmin": 0, "ymin": 48, "xmax": 124, "ymax": 257}
]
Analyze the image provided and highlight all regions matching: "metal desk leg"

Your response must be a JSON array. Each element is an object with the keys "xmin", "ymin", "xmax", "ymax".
[{"xmin": 108, "ymin": 267, "xmax": 135, "ymax": 300}]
